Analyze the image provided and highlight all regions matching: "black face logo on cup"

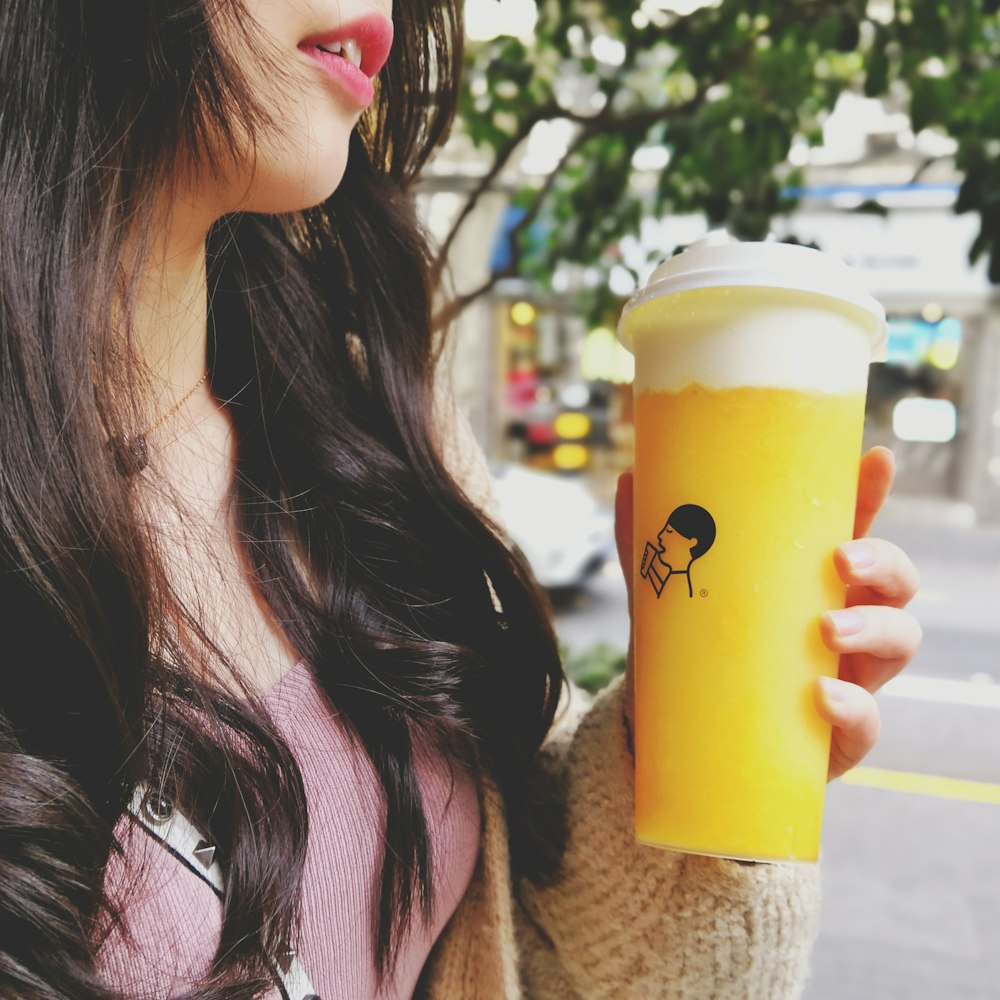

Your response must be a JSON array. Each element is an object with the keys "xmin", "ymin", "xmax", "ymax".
[{"xmin": 640, "ymin": 504, "xmax": 716, "ymax": 600}]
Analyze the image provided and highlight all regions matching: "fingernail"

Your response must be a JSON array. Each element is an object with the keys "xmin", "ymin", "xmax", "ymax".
[
  {"xmin": 828, "ymin": 609, "xmax": 864, "ymax": 636},
  {"xmin": 819, "ymin": 676, "xmax": 852, "ymax": 704},
  {"xmin": 840, "ymin": 540, "xmax": 876, "ymax": 571}
]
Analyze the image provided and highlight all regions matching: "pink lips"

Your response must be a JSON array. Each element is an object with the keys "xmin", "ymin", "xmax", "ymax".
[{"xmin": 298, "ymin": 13, "xmax": 395, "ymax": 108}]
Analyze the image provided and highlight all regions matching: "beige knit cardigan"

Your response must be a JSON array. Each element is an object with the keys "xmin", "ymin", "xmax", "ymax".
[{"xmin": 423, "ymin": 394, "xmax": 822, "ymax": 999}]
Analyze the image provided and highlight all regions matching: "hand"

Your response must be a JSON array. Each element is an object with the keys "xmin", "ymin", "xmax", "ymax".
[
  {"xmin": 613, "ymin": 446, "xmax": 922, "ymax": 782},
  {"xmin": 815, "ymin": 446, "xmax": 921, "ymax": 779}
]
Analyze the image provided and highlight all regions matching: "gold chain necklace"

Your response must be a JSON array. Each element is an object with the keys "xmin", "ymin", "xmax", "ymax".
[{"xmin": 108, "ymin": 370, "xmax": 209, "ymax": 476}]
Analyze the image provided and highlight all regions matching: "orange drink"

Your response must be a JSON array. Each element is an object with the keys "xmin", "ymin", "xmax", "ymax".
[{"xmin": 618, "ymin": 241, "xmax": 886, "ymax": 862}]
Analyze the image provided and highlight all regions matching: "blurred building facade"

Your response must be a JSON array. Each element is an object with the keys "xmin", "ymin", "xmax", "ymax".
[{"xmin": 416, "ymin": 74, "xmax": 1000, "ymax": 525}]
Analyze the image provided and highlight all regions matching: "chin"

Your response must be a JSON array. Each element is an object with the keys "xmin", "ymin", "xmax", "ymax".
[
  {"xmin": 244, "ymin": 158, "xmax": 350, "ymax": 214},
  {"xmin": 227, "ymin": 119, "xmax": 353, "ymax": 214}
]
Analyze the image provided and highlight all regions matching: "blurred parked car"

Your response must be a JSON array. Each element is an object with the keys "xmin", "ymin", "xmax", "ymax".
[{"xmin": 492, "ymin": 464, "xmax": 615, "ymax": 590}]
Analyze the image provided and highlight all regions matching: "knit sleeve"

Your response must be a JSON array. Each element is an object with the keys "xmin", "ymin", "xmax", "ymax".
[{"xmin": 514, "ymin": 673, "xmax": 822, "ymax": 1000}]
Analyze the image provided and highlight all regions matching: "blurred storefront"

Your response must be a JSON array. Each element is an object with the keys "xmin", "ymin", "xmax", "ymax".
[
  {"xmin": 418, "ymin": 169, "xmax": 1000, "ymax": 524},
  {"xmin": 773, "ymin": 204, "xmax": 1000, "ymax": 524},
  {"xmin": 473, "ymin": 199, "xmax": 1000, "ymax": 523},
  {"xmin": 491, "ymin": 295, "xmax": 632, "ymax": 476}
]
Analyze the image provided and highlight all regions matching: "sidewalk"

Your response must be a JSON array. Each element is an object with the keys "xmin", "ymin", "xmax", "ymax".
[
  {"xmin": 873, "ymin": 495, "xmax": 1000, "ymax": 635},
  {"xmin": 806, "ymin": 497, "xmax": 1000, "ymax": 1000}
]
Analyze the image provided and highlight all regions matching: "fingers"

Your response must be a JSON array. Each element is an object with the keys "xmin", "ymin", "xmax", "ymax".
[
  {"xmin": 834, "ymin": 537, "xmax": 920, "ymax": 607},
  {"xmin": 854, "ymin": 446, "xmax": 895, "ymax": 539},
  {"xmin": 615, "ymin": 470, "xmax": 634, "ymax": 617},
  {"xmin": 824, "ymin": 535, "xmax": 923, "ymax": 694},
  {"xmin": 819, "ymin": 513, "xmax": 923, "ymax": 780},
  {"xmin": 820, "ymin": 605, "xmax": 923, "ymax": 691},
  {"xmin": 815, "ymin": 677, "xmax": 881, "ymax": 780}
]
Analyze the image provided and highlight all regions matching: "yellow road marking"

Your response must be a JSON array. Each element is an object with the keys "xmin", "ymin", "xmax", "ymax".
[{"xmin": 842, "ymin": 766, "xmax": 1000, "ymax": 805}]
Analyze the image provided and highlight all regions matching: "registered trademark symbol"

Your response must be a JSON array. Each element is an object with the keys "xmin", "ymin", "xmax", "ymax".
[{"xmin": 700, "ymin": 589, "xmax": 709, "ymax": 597}]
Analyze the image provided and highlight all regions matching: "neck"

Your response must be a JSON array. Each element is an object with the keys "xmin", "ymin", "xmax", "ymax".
[{"xmin": 127, "ymin": 195, "xmax": 214, "ymax": 428}]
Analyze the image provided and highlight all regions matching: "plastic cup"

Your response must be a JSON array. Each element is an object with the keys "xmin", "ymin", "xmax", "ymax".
[{"xmin": 617, "ymin": 235, "xmax": 886, "ymax": 863}]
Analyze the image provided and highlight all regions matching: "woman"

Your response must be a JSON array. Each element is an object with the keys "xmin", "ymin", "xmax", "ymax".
[{"xmin": 0, "ymin": 0, "xmax": 922, "ymax": 997}]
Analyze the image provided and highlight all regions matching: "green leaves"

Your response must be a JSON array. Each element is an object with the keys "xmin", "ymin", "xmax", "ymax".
[
  {"xmin": 864, "ymin": 22, "xmax": 891, "ymax": 98},
  {"xmin": 440, "ymin": 0, "xmax": 1000, "ymax": 328}
]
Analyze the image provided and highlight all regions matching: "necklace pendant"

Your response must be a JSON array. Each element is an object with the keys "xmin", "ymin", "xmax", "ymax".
[{"xmin": 109, "ymin": 433, "xmax": 149, "ymax": 476}]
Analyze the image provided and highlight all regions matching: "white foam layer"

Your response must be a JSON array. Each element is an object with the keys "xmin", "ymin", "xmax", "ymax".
[{"xmin": 627, "ymin": 296, "xmax": 872, "ymax": 395}]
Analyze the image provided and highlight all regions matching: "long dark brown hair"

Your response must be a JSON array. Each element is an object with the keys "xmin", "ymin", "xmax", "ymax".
[{"xmin": 0, "ymin": 0, "xmax": 565, "ymax": 995}]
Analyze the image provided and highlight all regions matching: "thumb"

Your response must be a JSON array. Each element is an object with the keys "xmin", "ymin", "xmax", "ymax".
[{"xmin": 615, "ymin": 469, "xmax": 634, "ymax": 617}]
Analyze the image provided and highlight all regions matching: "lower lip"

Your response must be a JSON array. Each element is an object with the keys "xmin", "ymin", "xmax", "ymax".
[{"xmin": 298, "ymin": 45, "xmax": 374, "ymax": 108}]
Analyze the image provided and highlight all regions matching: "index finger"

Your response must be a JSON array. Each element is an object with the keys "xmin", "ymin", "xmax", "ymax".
[{"xmin": 854, "ymin": 446, "xmax": 895, "ymax": 539}]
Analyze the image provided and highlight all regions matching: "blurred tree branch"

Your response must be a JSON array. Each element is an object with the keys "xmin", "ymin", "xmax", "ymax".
[{"xmin": 429, "ymin": 0, "xmax": 1000, "ymax": 330}]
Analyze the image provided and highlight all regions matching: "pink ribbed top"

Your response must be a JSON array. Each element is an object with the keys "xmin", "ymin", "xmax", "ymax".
[{"xmin": 96, "ymin": 660, "xmax": 482, "ymax": 999}]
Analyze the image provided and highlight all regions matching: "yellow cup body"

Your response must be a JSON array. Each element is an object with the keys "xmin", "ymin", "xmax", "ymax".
[{"xmin": 624, "ymin": 286, "xmax": 872, "ymax": 862}]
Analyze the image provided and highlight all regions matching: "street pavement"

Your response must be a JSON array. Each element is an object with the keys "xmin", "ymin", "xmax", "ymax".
[{"xmin": 551, "ymin": 491, "xmax": 1000, "ymax": 1000}]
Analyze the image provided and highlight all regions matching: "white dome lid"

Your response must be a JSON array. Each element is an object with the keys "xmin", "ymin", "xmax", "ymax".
[{"xmin": 619, "ymin": 233, "xmax": 887, "ymax": 359}]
